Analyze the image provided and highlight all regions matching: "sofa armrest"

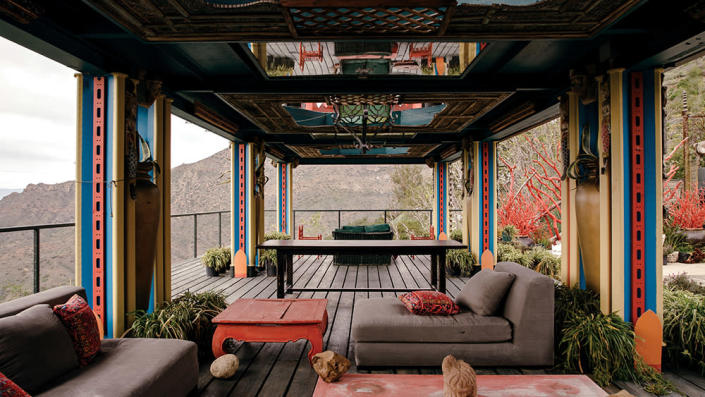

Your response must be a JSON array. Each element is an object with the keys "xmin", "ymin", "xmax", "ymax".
[
  {"xmin": 0, "ymin": 286, "xmax": 86, "ymax": 318},
  {"xmin": 495, "ymin": 262, "xmax": 554, "ymax": 366}
]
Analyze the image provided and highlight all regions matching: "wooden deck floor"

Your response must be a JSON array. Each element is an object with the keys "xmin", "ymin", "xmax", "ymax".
[{"xmin": 171, "ymin": 255, "xmax": 705, "ymax": 397}]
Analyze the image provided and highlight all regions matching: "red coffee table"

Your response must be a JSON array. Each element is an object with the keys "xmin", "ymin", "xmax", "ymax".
[{"xmin": 211, "ymin": 298, "xmax": 328, "ymax": 363}]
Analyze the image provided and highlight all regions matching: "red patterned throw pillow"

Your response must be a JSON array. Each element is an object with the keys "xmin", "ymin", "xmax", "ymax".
[
  {"xmin": 53, "ymin": 294, "xmax": 100, "ymax": 366},
  {"xmin": 399, "ymin": 291, "xmax": 460, "ymax": 315},
  {"xmin": 0, "ymin": 372, "xmax": 31, "ymax": 397}
]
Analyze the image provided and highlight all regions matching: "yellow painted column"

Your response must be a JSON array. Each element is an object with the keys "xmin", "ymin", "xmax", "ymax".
[
  {"xmin": 560, "ymin": 93, "xmax": 580, "ymax": 287},
  {"xmin": 110, "ymin": 73, "xmax": 127, "ymax": 337},
  {"xmin": 74, "ymin": 74, "xmax": 83, "ymax": 287},
  {"xmin": 608, "ymin": 69, "xmax": 627, "ymax": 318},
  {"xmin": 461, "ymin": 141, "xmax": 473, "ymax": 247},
  {"xmin": 470, "ymin": 141, "xmax": 482, "ymax": 255},
  {"xmin": 597, "ymin": 75, "xmax": 612, "ymax": 314},
  {"xmin": 152, "ymin": 95, "xmax": 172, "ymax": 303}
]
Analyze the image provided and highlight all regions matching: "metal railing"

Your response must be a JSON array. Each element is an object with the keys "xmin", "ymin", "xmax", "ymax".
[{"xmin": 0, "ymin": 208, "xmax": 462, "ymax": 293}]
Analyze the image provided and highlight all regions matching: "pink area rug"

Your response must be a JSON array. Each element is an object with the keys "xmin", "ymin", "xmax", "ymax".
[{"xmin": 313, "ymin": 374, "xmax": 607, "ymax": 397}]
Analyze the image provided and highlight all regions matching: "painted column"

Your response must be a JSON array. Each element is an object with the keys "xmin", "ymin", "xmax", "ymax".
[
  {"xmin": 619, "ymin": 69, "xmax": 664, "ymax": 323},
  {"xmin": 231, "ymin": 142, "xmax": 266, "ymax": 277},
  {"xmin": 461, "ymin": 141, "xmax": 473, "ymax": 248},
  {"xmin": 560, "ymin": 92, "xmax": 580, "ymax": 288},
  {"xmin": 75, "ymin": 74, "xmax": 171, "ymax": 337},
  {"xmin": 468, "ymin": 141, "xmax": 498, "ymax": 257},
  {"xmin": 275, "ymin": 161, "xmax": 294, "ymax": 236},
  {"xmin": 432, "ymin": 161, "xmax": 449, "ymax": 240}
]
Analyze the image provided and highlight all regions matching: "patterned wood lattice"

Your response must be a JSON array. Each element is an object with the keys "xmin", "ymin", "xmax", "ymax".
[
  {"xmin": 217, "ymin": 92, "xmax": 510, "ymax": 135},
  {"xmin": 288, "ymin": 144, "xmax": 436, "ymax": 159},
  {"xmin": 287, "ymin": 7, "xmax": 448, "ymax": 37},
  {"xmin": 83, "ymin": 0, "xmax": 642, "ymax": 41}
]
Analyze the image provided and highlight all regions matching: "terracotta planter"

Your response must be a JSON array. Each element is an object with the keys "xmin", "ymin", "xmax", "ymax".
[
  {"xmin": 683, "ymin": 228, "xmax": 705, "ymax": 245},
  {"xmin": 575, "ymin": 183, "xmax": 601, "ymax": 292},
  {"xmin": 134, "ymin": 165, "xmax": 160, "ymax": 311}
]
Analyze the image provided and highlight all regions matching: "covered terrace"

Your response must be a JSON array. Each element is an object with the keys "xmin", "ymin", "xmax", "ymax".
[{"xmin": 1, "ymin": 0, "xmax": 705, "ymax": 395}]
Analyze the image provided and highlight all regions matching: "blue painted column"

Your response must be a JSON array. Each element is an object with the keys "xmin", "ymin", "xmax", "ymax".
[
  {"xmin": 432, "ymin": 161, "xmax": 449, "ymax": 239},
  {"xmin": 275, "ymin": 162, "xmax": 294, "ymax": 236},
  {"xmin": 76, "ymin": 74, "xmax": 171, "ymax": 337},
  {"xmin": 231, "ymin": 142, "xmax": 266, "ymax": 277},
  {"xmin": 468, "ymin": 141, "xmax": 497, "ymax": 257}
]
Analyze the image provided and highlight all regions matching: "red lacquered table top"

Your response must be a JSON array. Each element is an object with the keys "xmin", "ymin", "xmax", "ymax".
[{"xmin": 213, "ymin": 298, "xmax": 327, "ymax": 325}]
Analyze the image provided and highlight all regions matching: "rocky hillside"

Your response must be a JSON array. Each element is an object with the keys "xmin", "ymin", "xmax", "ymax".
[{"xmin": 0, "ymin": 149, "xmax": 424, "ymax": 302}]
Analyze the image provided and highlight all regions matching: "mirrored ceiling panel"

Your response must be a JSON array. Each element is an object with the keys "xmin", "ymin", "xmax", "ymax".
[{"xmin": 250, "ymin": 41, "xmax": 484, "ymax": 77}]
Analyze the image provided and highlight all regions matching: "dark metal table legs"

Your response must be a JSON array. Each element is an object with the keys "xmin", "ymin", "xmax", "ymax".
[
  {"xmin": 438, "ymin": 250, "xmax": 446, "ymax": 294},
  {"xmin": 276, "ymin": 250, "xmax": 285, "ymax": 298},
  {"xmin": 286, "ymin": 253, "xmax": 293, "ymax": 293},
  {"xmin": 430, "ymin": 254, "xmax": 438, "ymax": 288}
]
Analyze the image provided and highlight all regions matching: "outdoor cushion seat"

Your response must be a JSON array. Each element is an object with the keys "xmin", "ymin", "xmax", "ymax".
[
  {"xmin": 352, "ymin": 297, "xmax": 512, "ymax": 343},
  {"xmin": 38, "ymin": 338, "xmax": 198, "ymax": 397}
]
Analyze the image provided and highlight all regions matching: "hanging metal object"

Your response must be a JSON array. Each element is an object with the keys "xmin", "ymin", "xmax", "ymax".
[{"xmin": 326, "ymin": 94, "xmax": 400, "ymax": 152}]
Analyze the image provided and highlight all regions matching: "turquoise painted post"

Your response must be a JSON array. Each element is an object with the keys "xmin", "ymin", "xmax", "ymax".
[
  {"xmin": 275, "ymin": 162, "xmax": 293, "ymax": 236},
  {"xmin": 432, "ymin": 162, "xmax": 449, "ymax": 239}
]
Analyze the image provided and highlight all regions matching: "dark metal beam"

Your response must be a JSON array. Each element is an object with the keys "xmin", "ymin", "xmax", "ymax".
[
  {"xmin": 174, "ymin": 74, "xmax": 558, "ymax": 94},
  {"xmin": 265, "ymin": 133, "xmax": 460, "ymax": 146},
  {"xmin": 475, "ymin": 101, "xmax": 561, "ymax": 142},
  {"xmin": 298, "ymin": 157, "xmax": 427, "ymax": 165}
]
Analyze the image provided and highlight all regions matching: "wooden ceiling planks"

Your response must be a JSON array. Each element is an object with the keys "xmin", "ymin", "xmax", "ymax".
[{"xmin": 83, "ymin": 0, "xmax": 642, "ymax": 41}]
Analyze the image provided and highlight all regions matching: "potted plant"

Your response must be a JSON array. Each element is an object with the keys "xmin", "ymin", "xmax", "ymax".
[
  {"xmin": 663, "ymin": 223, "xmax": 691, "ymax": 264},
  {"xmin": 446, "ymin": 249, "xmax": 477, "ymax": 277},
  {"xmin": 259, "ymin": 231, "xmax": 291, "ymax": 276},
  {"xmin": 565, "ymin": 124, "xmax": 600, "ymax": 292},
  {"xmin": 666, "ymin": 189, "xmax": 705, "ymax": 245},
  {"xmin": 202, "ymin": 247, "xmax": 228, "ymax": 277}
]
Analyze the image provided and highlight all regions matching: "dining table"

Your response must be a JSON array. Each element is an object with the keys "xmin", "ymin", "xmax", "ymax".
[{"xmin": 257, "ymin": 239, "xmax": 467, "ymax": 298}]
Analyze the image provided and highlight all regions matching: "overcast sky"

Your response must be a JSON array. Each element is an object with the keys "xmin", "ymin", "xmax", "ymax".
[{"xmin": 0, "ymin": 36, "xmax": 228, "ymax": 190}]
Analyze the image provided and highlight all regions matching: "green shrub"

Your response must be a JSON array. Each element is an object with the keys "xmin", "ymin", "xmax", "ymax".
[
  {"xmin": 449, "ymin": 229, "xmax": 463, "ymax": 242},
  {"xmin": 497, "ymin": 243, "xmax": 524, "ymax": 264},
  {"xmin": 497, "ymin": 244, "xmax": 560, "ymax": 279},
  {"xmin": 665, "ymin": 273, "xmax": 705, "ymax": 295},
  {"xmin": 663, "ymin": 287, "xmax": 705, "ymax": 374},
  {"xmin": 201, "ymin": 247, "xmax": 231, "ymax": 272},
  {"xmin": 446, "ymin": 249, "xmax": 477, "ymax": 277},
  {"xmin": 499, "ymin": 225, "xmax": 517, "ymax": 242},
  {"xmin": 554, "ymin": 285, "xmax": 675, "ymax": 394},
  {"xmin": 125, "ymin": 291, "xmax": 227, "ymax": 357}
]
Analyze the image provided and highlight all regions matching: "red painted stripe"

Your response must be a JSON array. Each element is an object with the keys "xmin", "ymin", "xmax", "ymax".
[
  {"xmin": 92, "ymin": 77, "xmax": 105, "ymax": 328},
  {"xmin": 482, "ymin": 143, "xmax": 490, "ymax": 251},
  {"xmin": 630, "ymin": 72, "xmax": 646, "ymax": 321},
  {"xmin": 239, "ymin": 144, "xmax": 246, "ymax": 250},
  {"xmin": 439, "ymin": 164, "xmax": 445, "ymax": 234},
  {"xmin": 281, "ymin": 164, "xmax": 287, "ymax": 233}
]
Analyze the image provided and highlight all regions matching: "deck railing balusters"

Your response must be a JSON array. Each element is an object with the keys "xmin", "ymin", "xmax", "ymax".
[{"xmin": 0, "ymin": 209, "xmax": 461, "ymax": 294}]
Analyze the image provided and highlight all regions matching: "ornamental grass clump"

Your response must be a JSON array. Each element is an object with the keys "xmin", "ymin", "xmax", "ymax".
[
  {"xmin": 125, "ymin": 291, "xmax": 227, "ymax": 357},
  {"xmin": 554, "ymin": 285, "xmax": 676, "ymax": 394},
  {"xmin": 202, "ymin": 247, "xmax": 231, "ymax": 273},
  {"xmin": 663, "ymin": 286, "xmax": 705, "ymax": 374}
]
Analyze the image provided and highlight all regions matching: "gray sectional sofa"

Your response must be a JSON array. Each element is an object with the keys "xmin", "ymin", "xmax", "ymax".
[
  {"xmin": 352, "ymin": 262, "xmax": 554, "ymax": 367},
  {"xmin": 0, "ymin": 286, "xmax": 198, "ymax": 396}
]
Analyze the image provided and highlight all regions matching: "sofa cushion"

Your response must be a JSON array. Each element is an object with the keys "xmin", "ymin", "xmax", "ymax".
[
  {"xmin": 0, "ymin": 286, "xmax": 86, "ymax": 319},
  {"xmin": 352, "ymin": 298, "xmax": 511, "ymax": 343},
  {"xmin": 341, "ymin": 225, "xmax": 366, "ymax": 233},
  {"xmin": 364, "ymin": 224, "xmax": 391, "ymax": 233},
  {"xmin": 456, "ymin": 269, "xmax": 516, "ymax": 316},
  {"xmin": 399, "ymin": 291, "xmax": 459, "ymax": 315},
  {"xmin": 37, "ymin": 338, "xmax": 198, "ymax": 397},
  {"xmin": 53, "ymin": 295, "xmax": 101, "ymax": 366},
  {"xmin": 0, "ymin": 372, "xmax": 31, "ymax": 397},
  {"xmin": 0, "ymin": 304, "xmax": 79, "ymax": 393}
]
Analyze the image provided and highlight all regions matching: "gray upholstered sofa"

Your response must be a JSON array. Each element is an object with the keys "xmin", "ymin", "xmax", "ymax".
[
  {"xmin": 352, "ymin": 262, "xmax": 554, "ymax": 367},
  {"xmin": 0, "ymin": 286, "xmax": 198, "ymax": 396}
]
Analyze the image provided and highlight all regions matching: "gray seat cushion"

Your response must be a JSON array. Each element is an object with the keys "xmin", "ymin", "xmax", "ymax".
[
  {"xmin": 0, "ymin": 304, "xmax": 79, "ymax": 394},
  {"xmin": 456, "ymin": 269, "xmax": 516, "ymax": 315},
  {"xmin": 38, "ymin": 338, "xmax": 198, "ymax": 397},
  {"xmin": 352, "ymin": 297, "xmax": 511, "ymax": 343},
  {"xmin": 0, "ymin": 286, "xmax": 86, "ymax": 319}
]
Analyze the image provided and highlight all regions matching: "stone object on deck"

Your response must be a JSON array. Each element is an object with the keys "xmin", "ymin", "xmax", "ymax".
[
  {"xmin": 442, "ymin": 355, "xmax": 477, "ymax": 397},
  {"xmin": 210, "ymin": 354, "xmax": 239, "ymax": 378},
  {"xmin": 312, "ymin": 350, "xmax": 351, "ymax": 383}
]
